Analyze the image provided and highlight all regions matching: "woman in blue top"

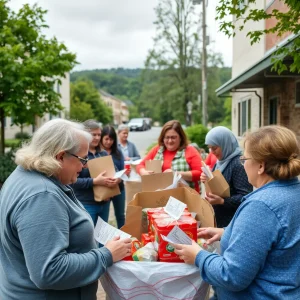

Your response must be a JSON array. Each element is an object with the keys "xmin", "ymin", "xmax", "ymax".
[
  {"xmin": 100, "ymin": 125, "xmax": 126, "ymax": 229},
  {"xmin": 71, "ymin": 120, "xmax": 119, "ymax": 224},
  {"xmin": 173, "ymin": 125, "xmax": 300, "ymax": 299}
]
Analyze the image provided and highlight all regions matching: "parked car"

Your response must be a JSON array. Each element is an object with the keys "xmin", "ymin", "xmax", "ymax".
[
  {"xmin": 128, "ymin": 118, "xmax": 147, "ymax": 131},
  {"xmin": 144, "ymin": 118, "xmax": 152, "ymax": 130}
]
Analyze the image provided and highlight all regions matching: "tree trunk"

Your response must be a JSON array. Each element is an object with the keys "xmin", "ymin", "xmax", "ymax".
[{"xmin": 0, "ymin": 106, "xmax": 5, "ymax": 155}]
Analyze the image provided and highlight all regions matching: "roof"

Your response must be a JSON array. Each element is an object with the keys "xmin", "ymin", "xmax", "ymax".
[{"xmin": 216, "ymin": 36, "xmax": 299, "ymax": 96}]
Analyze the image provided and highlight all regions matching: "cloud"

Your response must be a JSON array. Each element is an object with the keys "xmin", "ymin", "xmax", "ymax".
[{"xmin": 8, "ymin": 0, "xmax": 232, "ymax": 70}]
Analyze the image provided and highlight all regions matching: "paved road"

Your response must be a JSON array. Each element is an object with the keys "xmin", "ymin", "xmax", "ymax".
[
  {"xmin": 127, "ymin": 126, "xmax": 161, "ymax": 157},
  {"xmin": 97, "ymin": 126, "xmax": 161, "ymax": 300}
]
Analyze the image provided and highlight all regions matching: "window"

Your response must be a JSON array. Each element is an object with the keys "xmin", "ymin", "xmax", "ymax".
[
  {"xmin": 269, "ymin": 97, "xmax": 277, "ymax": 124},
  {"xmin": 238, "ymin": 99, "xmax": 251, "ymax": 136},
  {"xmin": 295, "ymin": 81, "xmax": 300, "ymax": 104}
]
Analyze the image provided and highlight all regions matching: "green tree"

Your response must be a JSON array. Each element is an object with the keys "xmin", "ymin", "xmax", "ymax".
[
  {"xmin": 216, "ymin": 0, "xmax": 300, "ymax": 74},
  {"xmin": 145, "ymin": 0, "xmax": 202, "ymax": 125},
  {"xmin": 0, "ymin": 0, "xmax": 77, "ymax": 154},
  {"xmin": 70, "ymin": 80, "xmax": 113, "ymax": 124}
]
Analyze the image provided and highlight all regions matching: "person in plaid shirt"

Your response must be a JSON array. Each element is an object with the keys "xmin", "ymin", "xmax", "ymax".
[{"xmin": 136, "ymin": 120, "xmax": 202, "ymax": 192}]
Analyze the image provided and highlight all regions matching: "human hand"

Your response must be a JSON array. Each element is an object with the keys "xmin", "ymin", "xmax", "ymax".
[
  {"xmin": 125, "ymin": 157, "xmax": 131, "ymax": 161},
  {"xmin": 140, "ymin": 168, "xmax": 154, "ymax": 176},
  {"xmin": 205, "ymin": 192, "xmax": 224, "ymax": 205},
  {"xmin": 163, "ymin": 169, "xmax": 173, "ymax": 173},
  {"xmin": 197, "ymin": 227, "xmax": 224, "ymax": 244},
  {"xmin": 93, "ymin": 171, "xmax": 108, "ymax": 185},
  {"xmin": 94, "ymin": 172, "xmax": 118, "ymax": 187},
  {"xmin": 200, "ymin": 172, "xmax": 208, "ymax": 183},
  {"xmin": 105, "ymin": 236, "xmax": 132, "ymax": 262},
  {"xmin": 172, "ymin": 241, "xmax": 202, "ymax": 265}
]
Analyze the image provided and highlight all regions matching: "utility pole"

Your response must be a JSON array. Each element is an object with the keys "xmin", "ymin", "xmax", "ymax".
[
  {"xmin": 201, "ymin": 0, "xmax": 208, "ymax": 127},
  {"xmin": 192, "ymin": 0, "xmax": 208, "ymax": 127}
]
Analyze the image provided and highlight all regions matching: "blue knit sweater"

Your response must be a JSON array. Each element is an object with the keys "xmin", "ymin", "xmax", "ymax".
[
  {"xmin": 195, "ymin": 178, "xmax": 300, "ymax": 299},
  {"xmin": 0, "ymin": 166, "xmax": 113, "ymax": 300}
]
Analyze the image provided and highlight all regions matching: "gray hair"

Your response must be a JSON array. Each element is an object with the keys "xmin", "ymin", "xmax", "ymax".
[
  {"xmin": 118, "ymin": 124, "xmax": 129, "ymax": 133},
  {"xmin": 83, "ymin": 119, "xmax": 102, "ymax": 131},
  {"xmin": 15, "ymin": 119, "xmax": 92, "ymax": 176}
]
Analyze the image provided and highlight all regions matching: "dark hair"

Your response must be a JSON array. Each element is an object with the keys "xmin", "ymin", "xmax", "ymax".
[
  {"xmin": 158, "ymin": 120, "xmax": 188, "ymax": 151},
  {"xmin": 244, "ymin": 125, "xmax": 300, "ymax": 180},
  {"xmin": 100, "ymin": 125, "xmax": 122, "ymax": 159}
]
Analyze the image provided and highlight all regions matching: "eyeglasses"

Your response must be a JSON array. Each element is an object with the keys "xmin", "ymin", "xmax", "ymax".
[
  {"xmin": 240, "ymin": 156, "xmax": 252, "ymax": 165},
  {"xmin": 67, "ymin": 152, "xmax": 89, "ymax": 166},
  {"xmin": 164, "ymin": 136, "xmax": 178, "ymax": 141}
]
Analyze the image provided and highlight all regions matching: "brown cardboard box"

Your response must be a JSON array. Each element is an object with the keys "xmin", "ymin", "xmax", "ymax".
[
  {"xmin": 205, "ymin": 169, "xmax": 230, "ymax": 198},
  {"xmin": 141, "ymin": 172, "xmax": 173, "ymax": 192},
  {"xmin": 121, "ymin": 186, "xmax": 215, "ymax": 240},
  {"xmin": 125, "ymin": 181, "xmax": 142, "ymax": 204},
  {"xmin": 145, "ymin": 160, "xmax": 162, "ymax": 173},
  {"xmin": 125, "ymin": 172, "xmax": 174, "ymax": 204},
  {"xmin": 87, "ymin": 156, "xmax": 120, "ymax": 201}
]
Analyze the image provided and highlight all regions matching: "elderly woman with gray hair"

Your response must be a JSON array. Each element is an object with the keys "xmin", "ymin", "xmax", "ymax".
[
  {"xmin": 0, "ymin": 119, "xmax": 131, "ymax": 300},
  {"xmin": 201, "ymin": 126, "xmax": 252, "ymax": 228},
  {"xmin": 117, "ymin": 124, "xmax": 141, "ymax": 161}
]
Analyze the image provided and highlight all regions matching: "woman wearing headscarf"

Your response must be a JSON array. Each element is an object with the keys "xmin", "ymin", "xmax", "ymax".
[{"xmin": 201, "ymin": 126, "xmax": 252, "ymax": 228}]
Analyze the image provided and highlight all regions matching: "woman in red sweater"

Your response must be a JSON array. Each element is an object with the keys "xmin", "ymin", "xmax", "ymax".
[{"xmin": 136, "ymin": 120, "xmax": 202, "ymax": 192}]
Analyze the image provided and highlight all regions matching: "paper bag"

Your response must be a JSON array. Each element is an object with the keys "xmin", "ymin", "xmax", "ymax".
[
  {"xmin": 121, "ymin": 186, "xmax": 215, "ymax": 240},
  {"xmin": 87, "ymin": 156, "xmax": 120, "ymax": 201},
  {"xmin": 141, "ymin": 172, "xmax": 173, "ymax": 192},
  {"xmin": 145, "ymin": 160, "xmax": 162, "ymax": 173},
  {"xmin": 205, "ymin": 169, "xmax": 230, "ymax": 198},
  {"xmin": 125, "ymin": 172, "xmax": 174, "ymax": 204}
]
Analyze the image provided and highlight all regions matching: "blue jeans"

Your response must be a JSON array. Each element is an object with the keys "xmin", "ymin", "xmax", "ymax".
[
  {"xmin": 111, "ymin": 189, "xmax": 125, "ymax": 229},
  {"xmin": 83, "ymin": 202, "xmax": 110, "ymax": 226}
]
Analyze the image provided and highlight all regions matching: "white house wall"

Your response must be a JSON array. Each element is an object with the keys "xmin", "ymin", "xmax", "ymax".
[{"xmin": 231, "ymin": 1, "xmax": 266, "ymax": 137}]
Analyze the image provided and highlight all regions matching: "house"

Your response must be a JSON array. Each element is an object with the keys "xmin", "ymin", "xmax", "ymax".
[
  {"xmin": 4, "ymin": 73, "xmax": 70, "ymax": 139},
  {"xmin": 99, "ymin": 90, "xmax": 129, "ymax": 125},
  {"xmin": 216, "ymin": 0, "xmax": 300, "ymax": 139}
]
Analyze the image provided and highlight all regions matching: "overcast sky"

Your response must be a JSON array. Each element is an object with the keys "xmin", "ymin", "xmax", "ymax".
[{"xmin": 9, "ymin": 0, "xmax": 232, "ymax": 71}]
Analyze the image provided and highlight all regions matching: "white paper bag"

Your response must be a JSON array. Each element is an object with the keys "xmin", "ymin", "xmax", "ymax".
[{"xmin": 100, "ymin": 261, "xmax": 210, "ymax": 300}]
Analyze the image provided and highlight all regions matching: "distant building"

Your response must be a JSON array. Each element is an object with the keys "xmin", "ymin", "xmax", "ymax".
[
  {"xmin": 99, "ymin": 90, "xmax": 129, "ymax": 125},
  {"xmin": 216, "ymin": 0, "xmax": 300, "ymax": 139},
  {"xmin": 4, "ymin": 73, "xmax": 70, "ymax": 139}
]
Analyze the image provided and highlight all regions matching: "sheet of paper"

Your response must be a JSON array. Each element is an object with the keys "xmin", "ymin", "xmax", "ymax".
[
  {"xmin": 114, "ymin": 169, "xmax": 129, "ymax": 181},
  {"xmin": 201, "ymin": 161, "xmax": 214, "ymax": 179},
  {"xmin": 164, "ymin": 196, "xmax": 186, "ymax": 220},
  {"xmin": 161, "ymin": 225, "xmax": 192, "ymax": 245},
  {"xmin": 94, "ymin": 217, "xmax": 131, "ymax": 245},
  {"xmin": 131, "ymin": 159, "xmax": 142, "ymax": 165},
  {"xmin": 114, "ymin": 169, "xmax": 126, "ymax": 179}
]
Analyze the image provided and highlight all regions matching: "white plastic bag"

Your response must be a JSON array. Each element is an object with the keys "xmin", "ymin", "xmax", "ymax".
[{"xmin": 100, "ymin": 261, "xmax": 210, "ymax": 300}]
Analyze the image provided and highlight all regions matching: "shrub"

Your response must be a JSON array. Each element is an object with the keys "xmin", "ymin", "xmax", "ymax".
[
  {"xmin": 5, "ymin": 139, "xmax": 22, "ymax": 148},
  {"xmin": 15, "ymin": 132, "xmax": 30, "ymax": 140},
  {"xmin": 0, "ymin": 150, "xmax": 17, "ymax": 186},
  {"xmin": 185, "ymin": 124, "xmax": 209, "ymax": 150}
]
